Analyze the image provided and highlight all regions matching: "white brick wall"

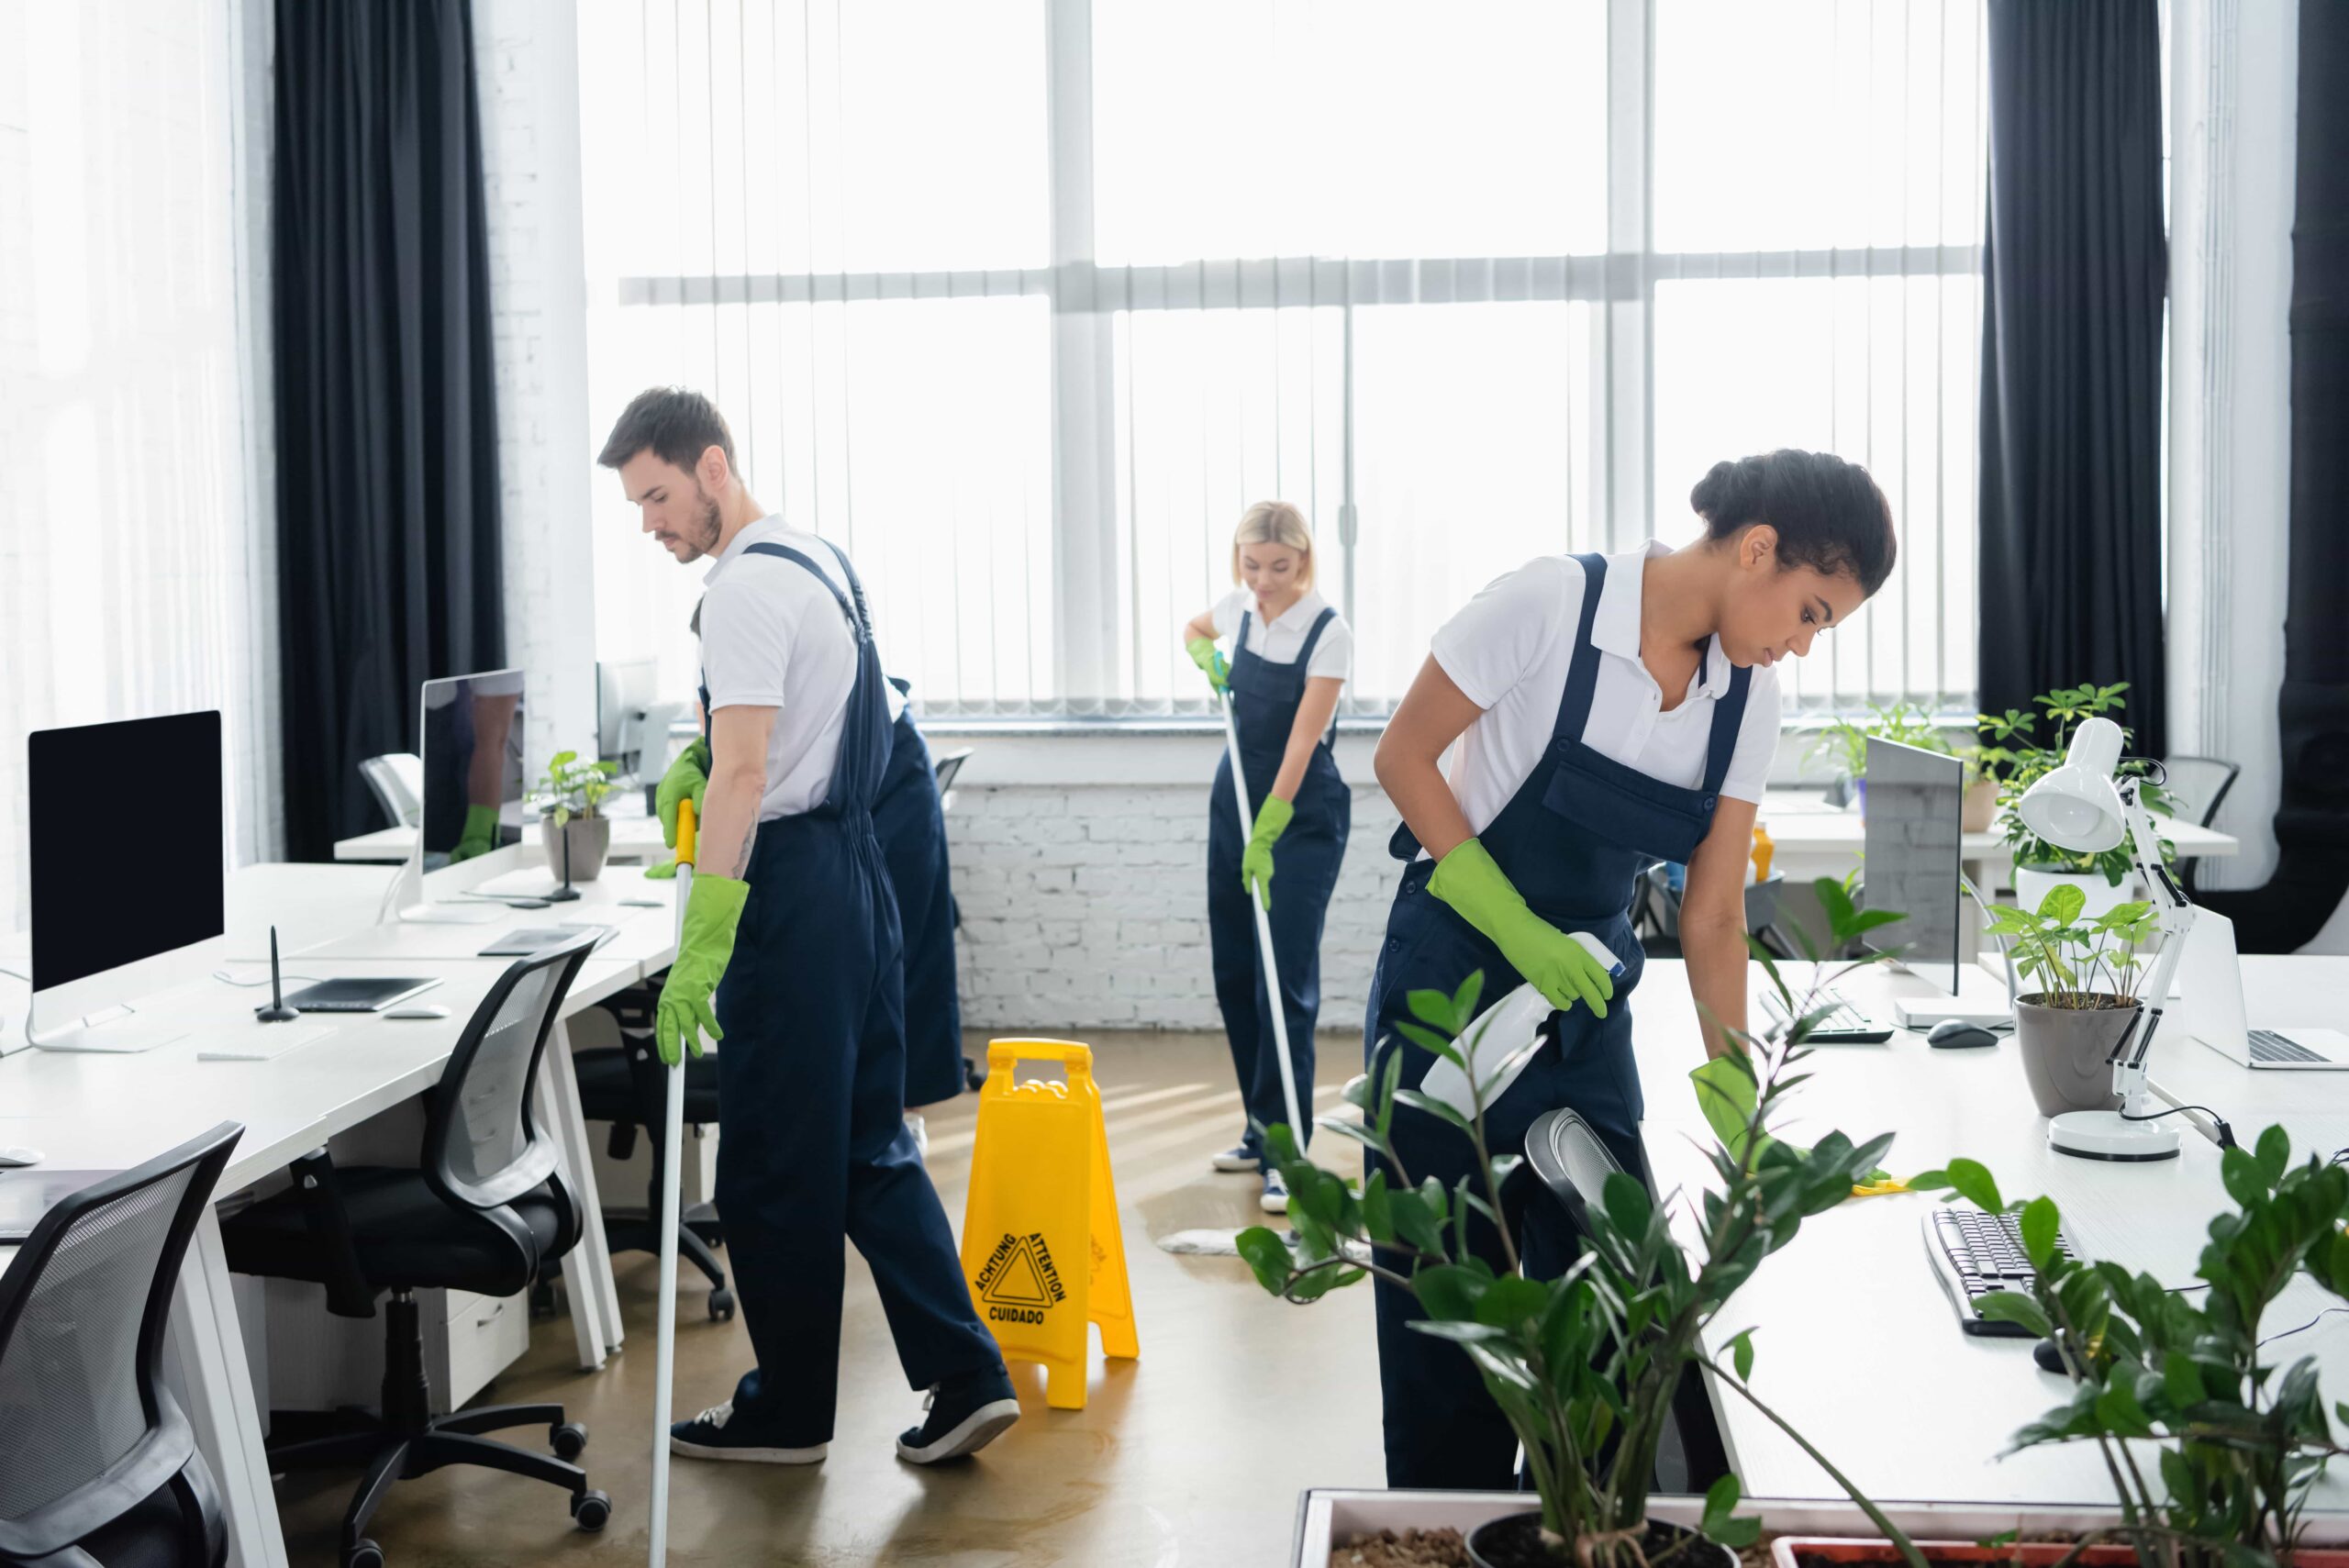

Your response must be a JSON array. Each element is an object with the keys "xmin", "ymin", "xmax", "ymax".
[{"xmin": 948, "ymin": 783, "xmax": 1407, "ymax": 1033}]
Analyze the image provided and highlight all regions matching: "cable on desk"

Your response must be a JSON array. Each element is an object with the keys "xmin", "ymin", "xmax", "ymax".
[
  {"xmin": 2263, "ymin": 1307, "xmax": 2349, "ymax": 1348},
  {"xmin": 212, "ymin": 969, "xmax": 325, "ymax": 988},
  {"xmin": 2125, "ymin": 1102, "xmax": 2237, "ymax": 1150}
]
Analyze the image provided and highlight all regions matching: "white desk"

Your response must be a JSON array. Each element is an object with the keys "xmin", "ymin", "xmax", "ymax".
[
  {"xmin": 0, "ymin": 848, "xmax": 684, "ymax": 1568},
  {"xmin": 1631, "ymin": 955, "xmax": 2349, "ymax": 1510},
  {"xmin": 333, "ymin": 813, "xmax": 671, "ymax": 865},
  {"xmin": 1754, "ymin": 788, "xmax": 2240, "ymax": 888}
]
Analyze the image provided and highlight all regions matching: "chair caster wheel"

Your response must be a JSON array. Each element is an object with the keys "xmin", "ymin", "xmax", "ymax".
[
  {"xmin": 345, "ymin": 1539, "xmax": 385, "ymax": 1568},
  {"xmin": 551, "ymin": 1420, "xmax": 588, "ymax": 1460},
  {"xmin": 573, "ymin": 1489, "xmax": 612, "ymax": 1531},
  {"xmin": 708, "ymin": 1287, "xmax": 735, "ymax": 1320}
]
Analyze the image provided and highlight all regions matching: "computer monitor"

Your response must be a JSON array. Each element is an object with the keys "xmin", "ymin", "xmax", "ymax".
[
  {"xmin": 25, "ymin": 711, "xmax": 225, "ymax": 1049},
  {"xmin": 418, "ymin": 669, "xmax": 528, "ymax": 873},
  {"xmin": 595, "ymin": 658, "xmax": 677, "ymax": 779},
  {"xmin": 1863, "ymin": 736, "xmax": 1965, "ymax": 995}
]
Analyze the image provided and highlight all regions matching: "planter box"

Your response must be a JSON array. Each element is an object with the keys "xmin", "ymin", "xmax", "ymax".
[{"xmin": 1295, "ymin": 1494, "xmax": 2349, "ymax": 1568}]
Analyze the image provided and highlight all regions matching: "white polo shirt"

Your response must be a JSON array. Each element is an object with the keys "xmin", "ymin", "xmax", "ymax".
[
  {"xmin": 1208, "ymin": 586, "xmax": 1354, "ymax": 682},
  {"xmin": 697, "ymin": 517, "xmax": 865, "ymax": 820},
  {"xmin": 1428, "ymin": 543, "xmax": 1782, "ymax": 851}
]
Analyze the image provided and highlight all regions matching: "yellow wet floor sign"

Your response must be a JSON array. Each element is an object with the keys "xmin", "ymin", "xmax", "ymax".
[{"xmin": 959, "ymin": 1039, "xmax": 1139, "ymax": 1408}]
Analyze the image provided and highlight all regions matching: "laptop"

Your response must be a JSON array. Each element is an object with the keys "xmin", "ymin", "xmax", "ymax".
[{"xmin": 2174, "ymin": 910, "xmax": 2349, "ymax": 1070}]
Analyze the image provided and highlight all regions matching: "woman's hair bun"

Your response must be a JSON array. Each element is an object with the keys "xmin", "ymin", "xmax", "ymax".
[{"xmin": 1689, "ymin": 449, "xmax": 1896, "ymax": 596}]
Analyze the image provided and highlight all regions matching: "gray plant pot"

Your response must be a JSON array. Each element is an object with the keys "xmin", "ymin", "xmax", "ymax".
[
  {"xmin": 540, "ymin": 813, "xmax": 612, "ymax": 883},
  {"xmin": 2013, "ymin": 993, "xmax": 2138, "ymax": 1118}
]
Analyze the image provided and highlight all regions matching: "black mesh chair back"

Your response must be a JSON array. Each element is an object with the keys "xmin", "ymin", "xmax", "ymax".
[
  {"xmin": 0, "ymin": 1122, "xmax": 241, "ymax": 1567},
  {"xmin": 2163, "ymin": 755, "xmax": 2242, "ymax": 829},
  {"xmin": 426, "ymin": 931, "xmax": 597, "ymax": 1216}
]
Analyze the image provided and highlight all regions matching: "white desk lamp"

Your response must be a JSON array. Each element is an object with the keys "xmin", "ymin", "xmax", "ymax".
[{"xmin": 2015, "ymin": 716, "xmax": 2193, "ymax": 1162}]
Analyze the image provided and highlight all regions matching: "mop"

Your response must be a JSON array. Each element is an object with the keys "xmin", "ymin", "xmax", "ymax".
[
  {"xmin": 1155, "ymin": 686, "xmax": 1316, "ymax": 1261},
  {"xmin": 647, "ymin": 799, "xmax": 696, "ymax": 1568}
]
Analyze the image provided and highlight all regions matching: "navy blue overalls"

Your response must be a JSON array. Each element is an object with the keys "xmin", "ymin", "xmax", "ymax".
[
  {"xmin": 1208, "ymin": 606, "xmax": 1352, "ymax": 1163},
  {"xmin": 701, "ymin": 539, "xmax": 998, "ymax": 1442},
  {"xmin": 874, "ymin": 675, "xmax": 964, "ymax": 1106},
  {"xmin": 1364, "ymin": 553, "xmax": 1749, "ymax": 1489}
]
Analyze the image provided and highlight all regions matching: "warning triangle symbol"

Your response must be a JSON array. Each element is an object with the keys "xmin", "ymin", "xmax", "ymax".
[{"xmin": 982, "ymin": 1237, "xmax": 1053, "ymax": 1308}]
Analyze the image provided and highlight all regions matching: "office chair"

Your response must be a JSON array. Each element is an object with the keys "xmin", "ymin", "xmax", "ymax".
[
  {"xmin": 0, "ymin": 1120, "xmax": 242, "ymax": 1568},
  {"xmin": 928, "ymin": 744, "xmax": 987, "ymax": 1092},
  {"xmin": 2161, "ymin": 755, "xmax": 2243, "ymax": 894},
  {"xmin": 574, "ymin": 982, "xmax": 733, "ymax": 1319},
  {"xmin": 359, "ymin": 753, "xmax": 425, "ymax": 830},
  {"xmin": 1633, "ymin": 864, "xmax": 1795, "ymax": 961},
  {"xmin": 1522, "ymin": 1108, "xmax": 1729, "ymax": 1495},
  {"xmin": 221, "ymin": 933, "xmax": 611, "ymax": 1568}
]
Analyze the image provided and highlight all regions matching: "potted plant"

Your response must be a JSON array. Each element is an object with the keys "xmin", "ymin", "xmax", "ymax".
[
  {"xmin": 1798, "ymin": 1137, "xmax": 2349, "ymax": 1568},
  {"xmin": 1241, "ymin": 882, "xmax": 1929, "ymax": 1568},
  {"xmin": 1990, "ymin": 684, "xmax": 2175, "ymax": 919},
  {"xmin": 1980, "ymin": 885, "xmax": 2157, "ymax": 1118},
  {"xmin": 532, "ymin": 750, "xmax": 621, "ymax": 883},
  {"xmin": 1806, "ymin": 702, "xmax": 1957, "ymax": 814},
  {"xmin": 1961, "ymin": 709, "xmax": 2037, "ymax": 833}
]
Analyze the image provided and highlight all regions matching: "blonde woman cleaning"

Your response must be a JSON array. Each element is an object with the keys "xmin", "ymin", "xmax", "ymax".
[{"xmin": 1180, "ymin": 502, "xmax": 1354, "ymax": 1215}]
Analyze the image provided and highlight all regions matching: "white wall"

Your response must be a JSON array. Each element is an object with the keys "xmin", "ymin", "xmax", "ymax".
[
  {"xmin": 2167, "ymin": 0, "xmax": 2299, "ymax": 893},
  {"xmin": 473, "ymin": 0, "xmax": 597, "ymax": 775}
]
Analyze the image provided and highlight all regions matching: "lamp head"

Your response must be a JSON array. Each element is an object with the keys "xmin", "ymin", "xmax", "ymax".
[{"xmin": 2017, "ymin": 716, "xmax": 2127, "ymax": 853}]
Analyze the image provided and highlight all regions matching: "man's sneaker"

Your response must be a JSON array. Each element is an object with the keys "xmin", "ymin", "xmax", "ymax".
[
  {"xmin": 669, "ymin": 1401, "xmax": 827, "ymax": 1464},
  {"xmin": 906, "ymin": 1112, "xmax": 930, "ymax": 1159},
  {"xmin": 896, "ymin": 1367, "xmax": 1021, "ymax": 1464},
  {"xmin": 1210, "ymin": 1144, "xmax": 1262, "ymax": 1173},
  {"xmin": 1260, "ymin": 1168, "xmax": 1289, "ymax": 1214}
]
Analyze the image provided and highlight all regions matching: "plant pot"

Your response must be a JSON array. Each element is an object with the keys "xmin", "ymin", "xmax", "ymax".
[
  {"xmin": 2013, "ymin": 993, "xmax": 2137, "ymax": 1118},
  {"xmin": 540, "ymin": 814, "xmax": 612, "ymax": 883},
  {"xmin": 1467, "ymin": 1513, "xmax": 1731, "ymax": 1568},
  {"xmin": 1772, "ymin": 1540, "xmax": 2349, "ymax": 1568},
  {"xmin": 2012, "ymin": 864, "xmax": 2134, "ymax": 920},
  {"xmin": 1961, "ymin": 778, "xmax": 1998, "ymax": 833}
]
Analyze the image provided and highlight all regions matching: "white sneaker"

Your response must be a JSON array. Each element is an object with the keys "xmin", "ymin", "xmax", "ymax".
[
  {"xmin": 906, "ymin": 1112, "xmax": 929, "ymax": 1158},
  {"xmin": 1260, "ymin": 1169, "xmax": 1289, "ymax": 1214},
  {"xmin": 1211, "ymin": 1144, "xmax": 1261, "ymax": 1173}
]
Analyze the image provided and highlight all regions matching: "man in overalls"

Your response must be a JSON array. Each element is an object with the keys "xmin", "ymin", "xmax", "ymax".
[{"xmin": 598, "ymin": 387, "xmax": 1019, "ymax": 1467}]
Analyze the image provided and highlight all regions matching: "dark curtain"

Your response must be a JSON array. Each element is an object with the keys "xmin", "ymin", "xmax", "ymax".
[
  {"xmin": 273, "ymin": 0, "xmax": 504, "ymax": 861},
  {"xmin": 1976, "ymin": 0, "xmax": 2167, "ymax": 758}
]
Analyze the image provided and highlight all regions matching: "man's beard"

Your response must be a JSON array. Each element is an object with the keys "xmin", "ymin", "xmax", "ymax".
[{"xmin": 685, "ymin": 485, "xmax": 722, "ymax": 557}]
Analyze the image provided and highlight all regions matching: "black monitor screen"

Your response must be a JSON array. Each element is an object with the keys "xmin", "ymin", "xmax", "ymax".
[
  {"xmin": 1863, "ymin": 736, "xmax": 1965, "ymax": 995},
  {"xmin": 29, "ymin": 711, "xmax": 225, "ymax": 991},
  {"xmin": 420, "ymin": 671, "xmax": 528, "ymax": 872}
]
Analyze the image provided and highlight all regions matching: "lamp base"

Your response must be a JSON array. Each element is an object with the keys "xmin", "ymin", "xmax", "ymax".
[{"xmin": 2047, "ymin": 1109, "xmax": 2180, "ymax": 1162}]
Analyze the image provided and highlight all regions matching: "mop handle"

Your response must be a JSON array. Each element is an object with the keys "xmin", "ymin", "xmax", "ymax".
[
  {"xmin": 1218, "ymin": 690, "xmax": 1308, "ymax": 1153},
  {"xmin": 648, "ymin": 800, "xmax": 696, "ymax": 1568}
]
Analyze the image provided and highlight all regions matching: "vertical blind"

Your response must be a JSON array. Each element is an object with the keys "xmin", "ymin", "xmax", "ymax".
[
  {"xmin": 0, "ymin": 0, "xmax": 279, "ymax": 932},
  {"xmin": 577, "ymin": 0, "xmax": 1984, "ymax": 721}
]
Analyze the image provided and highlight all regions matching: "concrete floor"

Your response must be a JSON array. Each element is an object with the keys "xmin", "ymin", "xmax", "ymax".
[{"xmin": 273, "ymin": 1030, "xmax": 1385, "ymax": 1567}]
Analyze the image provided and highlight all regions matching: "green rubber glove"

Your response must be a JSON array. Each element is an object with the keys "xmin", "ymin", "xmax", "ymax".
[
  {"xmin": 655, "ymin": 739, "xmax": 710, "ymax": 850},
  {"xmin": 643, "ymin": 856, "xmax": 680, "ymax": 881},
  {"xmin": 449, "ymin": 803, "xmax": 500, "ymax": 863},
  {"xmin": 1427, "ymin": 838, "xmax": 1613, "ymax": 1018},
  {"xmin": 656, "ymin": 873, "xmax": 750, "ymax": 1065},
  {"xmin": 1186, "ymin": 636, "xmax": 1230, "ymax": 695},
  {"xmin": 1241, "ymin": 794, "xmax": 1293, "ymax": 910}
]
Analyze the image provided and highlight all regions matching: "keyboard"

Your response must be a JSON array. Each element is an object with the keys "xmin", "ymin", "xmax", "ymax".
[
  {"xmin": 1924, "ymin": 1207, "xmax": 2074, "ymax": 1338},
  {"xmin": 2250, "ymin": 1029, "xmax": 2328, "ymax": 1065},
  {"xmin": 195, "ymin": 1024, "xmax": 340, "ymax": 1062},
  {"xmin": 1759, "ymin": 984, "xmax": 1894, "ymax": 1044}
]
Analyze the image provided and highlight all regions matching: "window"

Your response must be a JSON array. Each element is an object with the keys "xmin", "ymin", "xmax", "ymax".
[{"xmin": 578, "ymin": 0, "xmax": 1984, "ymax": 719}]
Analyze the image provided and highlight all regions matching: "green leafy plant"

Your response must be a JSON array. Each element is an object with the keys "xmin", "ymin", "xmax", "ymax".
[
  {"xmin": 1806, "ymin": 701, "xmax": 1956, "ymax": 782},
  {"xmin": 1965, "ymin": 708, "xmax": 2039, "ymax": 787},
  {"xmin": 1925, "ymin": 1134, "xmax": 2349, "ymax": 1568},
  {"xmin": 533, "ymin": 750, "xmax": 620, "ymax": 828},
  {"xmin": 1233, "ymin": 881, "xmax": 1926, "ymax": 1568},
  {"xmin": 1990, "ymin": 684, "xmax": 2176, "ymax": 885},
  {"xmin": 1981, "ymin": 884, "xmax": 2159, "ymax": 1011}
]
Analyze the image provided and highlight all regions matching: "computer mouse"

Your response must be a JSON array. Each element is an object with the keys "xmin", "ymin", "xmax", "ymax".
[
  {"xmin": 2032, "ymin": 1337, "xmax": 2068, "ymax": 1374},
  {"xmin": 0, "ymin": 1146, "xmax": 42, "ymax": 1168},
  {"xmin": 1928, "ymin": 1019, "xmax": 2000, "ymax": 1050},
  {"xmin": 385, "ymin": 1004, "xmax": 452, "ymax": 1021}
]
